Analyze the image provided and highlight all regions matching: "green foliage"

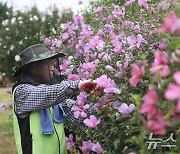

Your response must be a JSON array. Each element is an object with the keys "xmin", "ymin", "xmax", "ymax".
[{"xmin": 0, "ymin": 4, "xmax": 74, "ymax": 81}]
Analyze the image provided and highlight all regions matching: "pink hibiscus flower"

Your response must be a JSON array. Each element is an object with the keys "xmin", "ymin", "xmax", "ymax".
[
  {"xmin": 150, "ymin": 51, "xmax": 170, "ymax": 77},
  {"xmin": 118, "ymin": 103, "xmax": 135, "ymax": 116},
  {"xmin": 127, "ymin": 34, "xmax": 147, "ymax": 49},
  {"xmin": 92, "ymin": 142, "xmax": 103, "ymax": 154},
  {"xmin": 138, "ymin": 0, "xmax": 148, "ymax": 8},
  {"xmin": 146, "ymin": 111, "xmax": 171, "ymax": 135},
  {"xmin": 81, "ymin": 140, "xmax": 93, "ymax": 152},
  {"xmin": 158, "ymin": 11, "xmax": 178, "ymax": 34},
  {"xmin": 164, "ymin": 71, "xmax": 180, "ymax": 112},
  {"xmin": 71, "ymin": 94, "xmax": 89, "ymax": 118},
  {"xmin": 129, "ymin": 64, "xmax": 145, "ymax": 87},
  {"xmin": 83, "ymin": 115, "xmax": 100, "ymax": 128},
  {"xmin": 139, "ymin": 89, "xmax": 158, "ymax": 118},
  {"xmin": 66, "ymin": 134, "xmax": 75, "ymax": 150}
]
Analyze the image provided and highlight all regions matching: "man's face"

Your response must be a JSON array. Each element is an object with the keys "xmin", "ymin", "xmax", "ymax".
[{"xmin": 30, "ymin": 59, "xmax": 55, "ymax": 84}]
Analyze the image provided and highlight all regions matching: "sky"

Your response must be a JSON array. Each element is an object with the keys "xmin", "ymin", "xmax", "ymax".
[{"xmin": 0, "ymin": 0, "xmax": 94, "ymax": 13}]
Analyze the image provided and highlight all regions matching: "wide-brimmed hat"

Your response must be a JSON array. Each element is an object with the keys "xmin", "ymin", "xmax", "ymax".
[{"xmin": 13, "ymin": 44, "xmax": 65, "ymax": 77}]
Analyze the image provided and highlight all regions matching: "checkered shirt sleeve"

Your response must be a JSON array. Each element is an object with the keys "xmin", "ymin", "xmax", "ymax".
[
  {"xmin": 14, "ymin": 80, "xmax": 80, "ymax": 117},
  {"xmin": 14, "ymin": 80, "xmax": 96, "ymax": 122}
]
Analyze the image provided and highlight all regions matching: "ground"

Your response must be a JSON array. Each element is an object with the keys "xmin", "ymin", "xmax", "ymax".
[{"xmin": 0, "ymin": 87, "xmax": 17, "ymax": 154}]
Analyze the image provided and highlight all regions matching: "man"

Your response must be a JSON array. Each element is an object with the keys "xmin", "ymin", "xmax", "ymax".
[{"xmin": 12, "ymin": 44, "xmax": 96, "ymax": 154}]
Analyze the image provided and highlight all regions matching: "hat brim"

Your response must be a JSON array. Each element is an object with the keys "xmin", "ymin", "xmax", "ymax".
[{"xmin": 12, "ymin": 52, "xmax": 66, "ymax": 77}]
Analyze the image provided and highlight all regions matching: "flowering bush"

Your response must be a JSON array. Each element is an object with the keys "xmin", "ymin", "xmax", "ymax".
[{"xmin": 44, "ymin": 0, "xmax": 180, "ymax": 153}]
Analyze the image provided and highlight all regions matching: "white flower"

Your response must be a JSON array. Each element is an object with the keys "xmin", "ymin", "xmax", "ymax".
[
  {"xmin": 19, "ymin": 40, "xmax": 23, "ymax": 45},
  {"xmin": 2, "ymin": 19, "xmax": 9, "ymax": 26},
  {"xmin": 15, "ymin": 55, "xmax": 20, "ymax": 62},
  {"xmin": 17, "ymin": 16, "xmax": 22, "ymax": 21},
  {"xmin": 10, "ymin": 45, "xmax": 14, "ymax": 51},
  {"xmin": 33, "ymin": 15, "xmax": 38, "ymax": 21},
  {"xmin": 52, "ymin": 28, "xmax": 56, "ymax": 34},
  {"xmin": 68, "ymin": 56, "xmax": 74, "ymax": 60},
  {"xmin": 11, "ymin": 17, "xmax": 16, "ymax": 24},
  {"xmin": 5, "ymin": 28, "xmax": 9, "ymax": 31}
]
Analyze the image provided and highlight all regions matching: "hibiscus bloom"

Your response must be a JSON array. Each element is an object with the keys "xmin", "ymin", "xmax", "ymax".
[
  {"xmin": 66, "ymin": 134, "xmax": 75, "ymax": 150},
  {"xmin": 164, "ymin": 71, "xmax": 180, "ymax": 112},
  {"xmin": 83, "ymin": 115, "xmax": 100, "ymax": 128},
  {"xmin": 150, "ymin": 51, "xmax": 170, "ymax": 77},
  {"xmin": 139, "ymin": 89, "xmax": 158, "ymax": 118},
  {"xmin": 129, "ymin": 64, "xmax": 145, "ymax": 87},
  {"xmin": 146, "ymin": 111, "xmax": 171, "ymax": 135}
]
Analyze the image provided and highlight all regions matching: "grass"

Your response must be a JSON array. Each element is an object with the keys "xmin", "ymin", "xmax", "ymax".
[{"xmin": 0, "ymin": 87, "xmax": 17, "ymax": 154}]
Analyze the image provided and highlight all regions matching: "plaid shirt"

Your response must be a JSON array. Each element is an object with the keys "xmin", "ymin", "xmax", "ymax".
[{"xmin": 14, "ymin": 80, "xmax": 96, "ymax": 124}]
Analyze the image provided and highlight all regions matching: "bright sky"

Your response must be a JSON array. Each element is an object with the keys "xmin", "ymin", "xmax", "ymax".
[{"xmin": 0, "ymin": 0, "xmax": 94, "ymax": 13}]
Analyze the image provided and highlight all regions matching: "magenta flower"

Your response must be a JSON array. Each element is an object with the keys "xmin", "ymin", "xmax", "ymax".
[
  {"xmin": 139, "ymin": 89, "xmax": 158, "ymax": 118},
  {"xmin": 0, "ymin": 104, "xmax": 6, "ymax": 113},
  {"xmin": 127, "ymin": 34, "xmax": 147, "ymax": 49},
  {"xmin": 68, "ymin": 74, "xmax": 79, "ymax": 81},
  {"xmin": 77, "ymin": 92, "xmax": 87, "ymax": 104},
  {"xmin": 6, "ymin": 88, "xmax": 12, "ymax": 94},
  {"xmin": 112, "ymin": 5, "xmax": 125, "ymax": 17},
  {"xmin": 89, "ymin": 35, "xmax": 105, "ymax": 50},
  {"xmin": 72, "ymin": 15, "xmax": 83, "ymax": 25},
  {"xmin": 71, "ymin": 94, "xmax": 89, "ymax": 118},
  {"xmin": 158, "ymin": 1, "xmax": 170, "ymax": 10},
  {"xmin": 94, "ymin": 103, "xmax": 103, "ymax": 110},
  {"xmin": 134, "ymin": 24, "xmax": 141, "ymax": 33},
  {"xmin": 158, "ymin": 11, "xmax": 178, "ymax": 34},
  {"xmin": 147, "ymin": 111, "xmax": 171, "ymax": 135},
  {"xmin": 82, "ymin": 62, "xmax": 97, "ymax": 74},
  {"xmin": 171, "ymin": 19, "xmax": 180, "ymax": 35},
  {"xmin": 125, "ymin": 0, "xmax": 135, "ymax": 6},
  {"xmin": 62, "ymin": 32, "xmax": 69, "ymax": 40},
  {"xmin": 124, "ymin": 20, "xmax": 132, "ymax": 28},
  {"xmin": 118, "ymin": 103, "xmax": 135, "ymax": 116},
  {"xmin": 104, "ymin": 24, "xmax": 113, "ymax": 33},
  {"xmin": 113, "ymin": 101, "xmax": 122, "ymax": 109},
  {"xmin": 95, "ymin": 6, "xmax": 104, "ymax": 13},
  {"xmin": 129, "ymin": 64, "xmax": 145, "ymax": 87},
  {"xmin": 113, "ymin": 45, "xmax": 125, "ymax": 54},
  {"xmin": 138, "ymin": 0, "xmax": 148, "ymax": 8},
  {"xmin": 96, "ymin": 75, "xmax": 111, "ymax": 88},
  {"xmin": 92, "ymin": 142, "xmax": 103, "ymax": 154},
  {"xmin": 81, "ymin": 140, "xmax": 93, "ymax": 152},
  {"xmin": 44, "ymin": 38, "xmax": 51, "ymax": 45},
  {"xmin": 104, "ymin": 80, "xmax": 120, "ymax": 94},
  {"xmin": 158, "ymin": 42, "xmax": 166, "ymax": 50},
  {"xmin": 51, "ymin": 39, "xmax": 62, "ymax": 48},
  {"xmin": 150, "ymin": 51, "xmax": 170, "ymax": 77},
  {"xmin": 171, "ymin": 50, "xmax": 180, "ymax": 63},
  {"xmin": 148, "ymin": 31, "xmax": 153, "ymax": 40},
  {"xmin": 62, "ymin": 22, "xmax": 71, "ymax": 30},
  {"xmin": 83, "ymin": 115, "xmax": 100, "ymax": 128},
  {"xmin": 164, "ymin": 71, "xmax": 180, "ymax": 112},
  {"xmin": 66, "ymin": 134, "xmax": 75, "ymax": 150}
]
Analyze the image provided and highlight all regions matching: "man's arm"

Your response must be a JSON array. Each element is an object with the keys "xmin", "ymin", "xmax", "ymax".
[{"xmin": 14, "ymin": 80, "xmax": 80, "ymax": 116}]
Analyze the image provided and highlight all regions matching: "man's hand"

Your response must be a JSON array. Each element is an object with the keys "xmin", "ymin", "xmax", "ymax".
[{"xmin": 79, "ymin": 80, "xmax": 97, "ymax": 93}]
